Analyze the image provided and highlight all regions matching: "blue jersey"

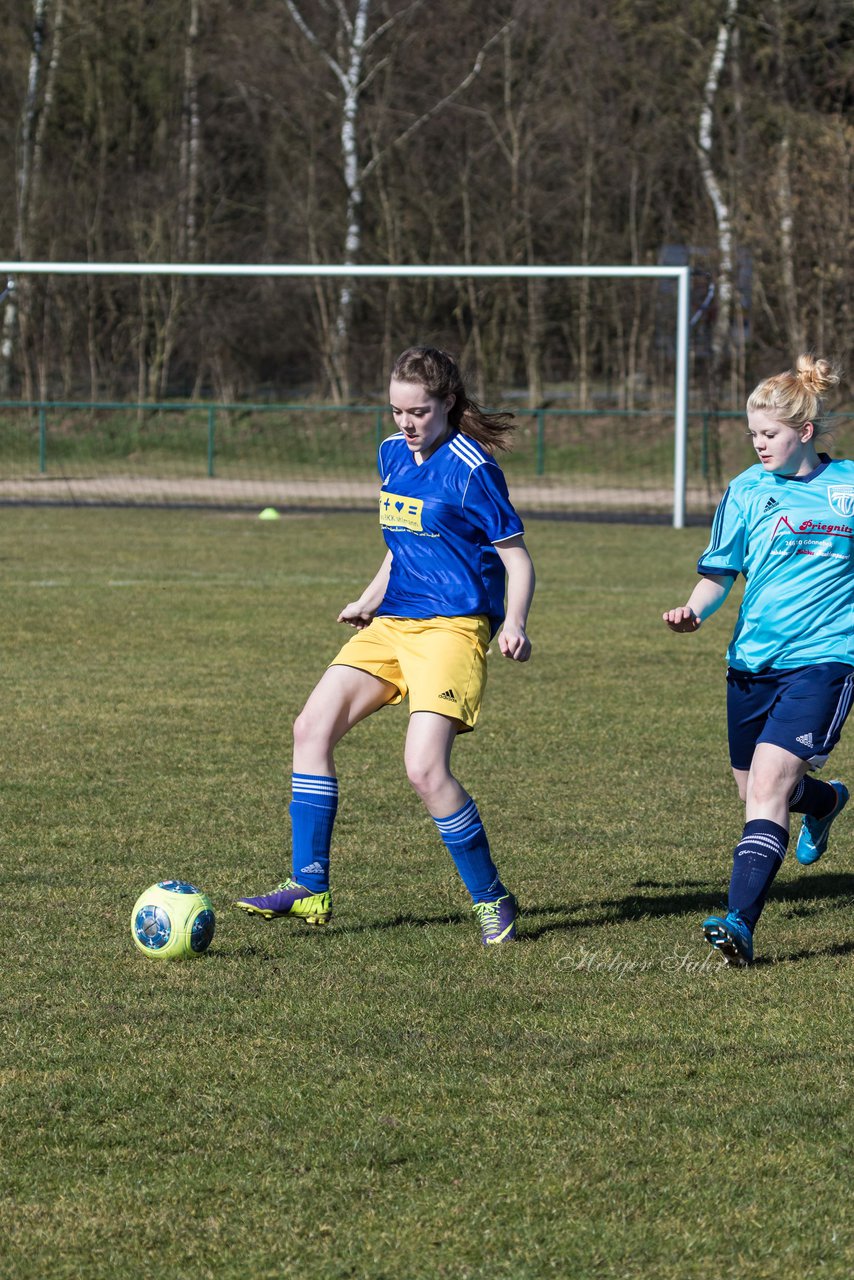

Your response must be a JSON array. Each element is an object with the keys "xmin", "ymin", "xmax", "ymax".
[
  {"xmin": 698, "ymin": 454, "xmax": 854, "ymax": 671},
  {"xmin": 376, "ymin": 430, "xmax": 524, "ymax": 635}
]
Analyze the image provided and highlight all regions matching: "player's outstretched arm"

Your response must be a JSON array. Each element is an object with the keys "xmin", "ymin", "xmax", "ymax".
[
  {"xmin": 338, "ymin": 551, "xmax": 393, "ymax": 629},
  {"xmin": 663, "ymin": 574, "xmax": 732, "ymax": 633},
  {"xmin": 496, "ymin": 536, "xmax": 535, "ymax": 662}
]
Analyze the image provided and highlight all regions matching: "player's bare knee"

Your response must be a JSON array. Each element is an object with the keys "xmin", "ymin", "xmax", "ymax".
[
  {"xmin": 747, "ymin": 769, "xmax": 789, "ymax": 809},
  {"xmin": 293, "ymin": 706, "xmax": 326, "ymax": 754},
  {"xmin": 404, "ymin": 757, "xmax": 444, "ymax": 803},
  {"xmin": 404, "ymin": 759, "xmax": 431, "ymax": 798}
]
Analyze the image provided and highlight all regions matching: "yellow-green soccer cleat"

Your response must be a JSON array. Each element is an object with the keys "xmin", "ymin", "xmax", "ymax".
[
  {"xmin": 234, "ymin": 878, "xmax": 332, "ymax": 926},
  {"xmin": 472, "ymin": 892, "xmax": 518, "ymax": 944}
]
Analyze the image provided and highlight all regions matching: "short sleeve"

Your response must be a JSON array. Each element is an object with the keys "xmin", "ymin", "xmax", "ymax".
[
  {"xmin": 462, "ymin": 462, "xmax": 524, "ymax": 545},
  {"xmin": 697, "ymin": 485, "xmax": 745, "ymax": 578}
]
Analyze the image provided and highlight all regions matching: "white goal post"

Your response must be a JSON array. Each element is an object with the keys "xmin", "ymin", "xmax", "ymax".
[{"xmin": 0, "ymin": 261, "xmax": 692, "ymax": 527}]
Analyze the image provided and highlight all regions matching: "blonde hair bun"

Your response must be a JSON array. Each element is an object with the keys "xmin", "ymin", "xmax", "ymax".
[
  {"xmin": 747, "ymin": 352, "xmax": 843, "ymax": 436},
  {"xmin": 795, "ymin": 353, "xmax": 842, "ymax": 397}
]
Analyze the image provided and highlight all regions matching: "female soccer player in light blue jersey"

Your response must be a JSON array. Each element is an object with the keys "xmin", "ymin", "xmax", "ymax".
[
  {"xmin": 664, "ymin": 354, "xmax": 851, "ymax": 966},
  {"xmin": 236, "ymin": 347, "xmax": 535, "ymax": 944}
]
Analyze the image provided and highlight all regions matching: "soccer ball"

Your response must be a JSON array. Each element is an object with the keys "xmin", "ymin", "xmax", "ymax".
[{"xmin": 131, "ymin": 880, "xmax": 216, "ymax": 959}]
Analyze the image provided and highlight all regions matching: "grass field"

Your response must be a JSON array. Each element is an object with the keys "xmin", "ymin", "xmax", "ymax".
[{"xmin": 2, "ymin": 508, "xmax": 853, "ymax": 1279}]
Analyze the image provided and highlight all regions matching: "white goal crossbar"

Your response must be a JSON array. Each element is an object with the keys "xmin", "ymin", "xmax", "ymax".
[{"xmin": 0, "ymin": 261, "xmax": 692, "ymax": 527}]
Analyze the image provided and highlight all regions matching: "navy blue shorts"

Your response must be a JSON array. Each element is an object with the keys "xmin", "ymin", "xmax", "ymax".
[{"xmin": 726, "ymin": 662, "xmax": 854, "ymax": 771}]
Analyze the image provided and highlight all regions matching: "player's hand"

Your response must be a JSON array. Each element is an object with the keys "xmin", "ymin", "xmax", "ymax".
[
  {"xmin": 498, "ymin": 624, "xmax": 531, "ymax": 662},
  {"xmin": 662, "ymin": 605, "xmax": 701, "ymax": 633},
  {"xmin": 338, "ymin": 601, "xmax": 374, "ymax": 629}
]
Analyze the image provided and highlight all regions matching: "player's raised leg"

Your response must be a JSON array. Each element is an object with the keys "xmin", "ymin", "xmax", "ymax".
[
  {"xmin": 234, "ymin": 665, "xmax": 396, "ymax": 925},
  {"xmin": 793, "ymin": 778, "xmax": 849, "ymax": 865}
]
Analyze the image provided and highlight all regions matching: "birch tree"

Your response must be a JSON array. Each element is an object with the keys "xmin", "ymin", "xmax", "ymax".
[
  {"xmin": 2, "ymin": 0, "xmax": 62, "ymax": 395},
  {"xmin": 178, "ymin": 0, "xmax": 202, "ymax": 263},
  {"xmin": 771, "ymin": 0, "xmax": 803, "ymax": 356},
  {"xmin": 284, "ymin": 0, "xmax": 507, "ymax": 401},
  {"xmin": 695, "ymin": 0, "xmax": 739, "ymax": 396}
]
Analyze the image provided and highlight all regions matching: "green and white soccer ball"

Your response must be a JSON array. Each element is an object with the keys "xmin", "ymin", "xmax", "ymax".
[{"xmin": 131, "ymin": 880, "xmax": 216, "ymax": 959}]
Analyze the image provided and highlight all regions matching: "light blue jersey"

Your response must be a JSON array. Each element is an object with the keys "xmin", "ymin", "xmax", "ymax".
[
  {"xmin": 377, "ymin": 430, "xmax": 523, "ymax": 635},
  {"xmin": 699, "ymin": 454, "xmax": 854, "ymax": 671}
]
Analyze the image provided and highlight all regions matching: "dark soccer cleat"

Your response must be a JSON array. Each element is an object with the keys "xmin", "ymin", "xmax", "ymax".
[
  {"xmin": 472, "ymin": 892, "xmax": 518, "ymax": 945},
  {"xmin": 796, "ymin": 780, "xmax": 849, "ymax": 866},
  {"xmin": 702, "ymin": 912, "xmax": 753, "ymax": 967},
  {"xmin": 234, "ymin": 878, "xmax": 332, "ymax": 926}
]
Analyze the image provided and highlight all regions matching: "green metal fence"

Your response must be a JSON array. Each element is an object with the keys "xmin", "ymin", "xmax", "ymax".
[{"xmin": 0, "ymin": 400, "xmax": 847, "ymax": 520}]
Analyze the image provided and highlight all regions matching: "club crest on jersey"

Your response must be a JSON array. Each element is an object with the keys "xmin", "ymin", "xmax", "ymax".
[
  {"xmin": 380, "ymin": 491, "xmax": 424, "ymax": 532},
  {"xmin": 828, "ymin": 486, "xmax": 854, "ymax": 518}
]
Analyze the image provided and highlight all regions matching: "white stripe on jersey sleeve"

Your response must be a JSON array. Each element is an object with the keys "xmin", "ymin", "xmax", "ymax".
[{"xmin": 449, "ymin": 435, "xmax": 489, "ymax": 469}]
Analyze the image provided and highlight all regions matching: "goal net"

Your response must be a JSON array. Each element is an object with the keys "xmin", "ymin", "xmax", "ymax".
[{"xmin": 0, "ymin": 263, "xmax": 701, "ymax": 526}]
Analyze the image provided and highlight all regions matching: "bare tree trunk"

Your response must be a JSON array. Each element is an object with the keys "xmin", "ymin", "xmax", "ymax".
[
  {"xmin": 498, "ymin": 26, "xmax": 542, "ymax": 408},
  {"xmin": 696, "ymin": 0, "xmax": 738, "ymax": 389},
  {"xmin": 772, "ymin": 0, "xmax": 803, "ymax": 355},
  {"xmin": 305, "ymin": 152, "xmax": 343, "ymax": 399},
  {"xmin": 525, "ymin": 277, "xmax": 544, "ymax": 409},
  {"xmin": 577, "ymin": 148, "xmax": 594, "ymax": 409},
  {"xmin": 81, "ymin": 6, "xmax": 118, "ymax": 399},
  {"xmin": 3, "ymin": 0, "xmax": 46, "ymax": 396},
  {"xmin": 626, "ymin": 160, "xmax": 642, "ymax": 411},
  {"xmin": 179, "ymin": 0, "xmax": 201, "ymax": 263},
  {"xmin": 16, "ymin": 0, "xmax": 46, "ymax": 262},
  {"xmin": 137, "ymin": 277, "xmax": 148, "ymax": 411},
  {"xmin": 149, "ymin": 275, "xmax": 183, "ymax": 400},
  {"xmin": 0, "ymin": 286, "xmax": 18, "ymax": 399},
  {"xmin": 29, "ymin": 0, "xmax": 65, "ymax": 229},
  {"xmin": 285, "ymin": 0, "xmax": 372, "ymax": 402},
  {"xmin": 461, "ymin": 155, "xmax": 486, "ymax": 400},
  {"xmin": 369, "ymin": 147, "xmax": 401, "ymax": 381}
]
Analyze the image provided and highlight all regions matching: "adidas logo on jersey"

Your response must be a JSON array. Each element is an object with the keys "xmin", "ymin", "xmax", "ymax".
[
  {"xmin": 763, "ymin": 496, "xmax": 779, "ymax": 512},
  {"xmin": 795, "ymin": 732, "xmax": 814, "ymax": 748},
  {"xmin": 438, "ymin": 688, "xmax": 457, "ymax": 703}
]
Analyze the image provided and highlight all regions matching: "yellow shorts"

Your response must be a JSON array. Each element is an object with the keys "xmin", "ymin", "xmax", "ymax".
[{"xmin": 329, "ymin": 614, "xmax": 491, "ymax": 730}]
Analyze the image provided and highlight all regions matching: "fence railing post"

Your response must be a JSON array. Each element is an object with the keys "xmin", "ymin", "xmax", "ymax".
[
  {"xmin": 39, "ymin": 405, "xmax": 47, "ymax": 473},
  {"xmin": 207, "ymin": 406, "xmax": 216, "ymax": 477},
  {"xmin": 535, "ymin": 409, "xmax": 545, "ymax": 476}
]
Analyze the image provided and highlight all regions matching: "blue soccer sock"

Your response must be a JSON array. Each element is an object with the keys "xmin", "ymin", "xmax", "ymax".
[
  {"xmin": 727, "ymin": 818, "xmax": 789, "ymax": 931},
  {"xmin": 289, "ymin": 773, "xmax": 338, "ymax": 892},
  {"xmin": 789, "ymin": 775, "xmax": 838, "ymax": 818},
  {"xmin": 433, "ymin": 797, "xmax": 505, "ymax": 904}
]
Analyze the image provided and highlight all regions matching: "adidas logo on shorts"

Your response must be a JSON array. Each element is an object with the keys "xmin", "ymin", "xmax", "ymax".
[
  {"xmin": 796, "ymin": 732, "xmax": 814, "ymax": 748},
  {"xmin": 438, "ymin": 688, "xmax": 457, "ymax": 703}
]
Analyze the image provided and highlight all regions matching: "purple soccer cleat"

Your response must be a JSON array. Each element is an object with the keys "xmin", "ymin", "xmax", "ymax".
[
  {"xmin": 234, "ymin": 877, "xmax": 332, "ymax": 926},
  {"xmin": 472, "ymin": 892, "xmax": 518, "ymax": 944}
]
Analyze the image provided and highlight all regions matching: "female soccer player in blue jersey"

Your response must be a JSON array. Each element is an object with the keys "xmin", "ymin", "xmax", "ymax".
[
  {"xmin": 236, "ymin": 346, "xmax": 535, "ymax": 944},
  {"xmin": 664, "ymin": 353, "xmax": 850, "ymax": 966}
]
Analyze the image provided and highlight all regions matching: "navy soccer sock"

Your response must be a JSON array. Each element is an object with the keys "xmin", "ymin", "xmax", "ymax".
[
  {"xmin": 727, "ymin": 818, "xmax": 788, "ymax": 932},
  {"xmin": 433, "ymin": 797, "xmax": 505, "ymax": 903},
  {"xmin": 788, "ymin": 775, "xmax": 838, "ymax": 819},
  {"xmin": 289, "ymin": 773, "xmax": 338, "ymax": 892}
]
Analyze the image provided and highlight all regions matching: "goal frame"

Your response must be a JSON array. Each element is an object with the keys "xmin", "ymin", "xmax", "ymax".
[{"xmin": 0, "ymin": 261, "xmax": 692, "ymax": 527}]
